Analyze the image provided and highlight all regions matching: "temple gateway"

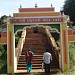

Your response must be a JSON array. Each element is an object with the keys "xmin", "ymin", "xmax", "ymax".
[{"xmin": 0, "ymin": 6, "xmax": 75, "ymax": 73}]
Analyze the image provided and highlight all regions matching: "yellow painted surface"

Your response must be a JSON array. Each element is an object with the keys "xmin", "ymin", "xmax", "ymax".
[
  {"xmin": 8, "ymin": 66, "xmax": 14, "ymax": 73},
  {"xmin": 13, "ymin": 12, "xmax": 60, "ymax": 17},
  {"xmin": 0, "ymin": 38, "xmax": 7, "ymax": 43},
  {"xmin": 63, "ymin": 17, "xmax": 67, "ymax": 22},
  {"xmin": 62, "ymin": 23, "xmax": 66, "ymax": 29},
  {"xmin": 68, "ymin": 35, "xmax": 75, "ymax": 41},
  {"xmin": 62, "ymin": 23, "xmax": 69, "ymax": 71},
  {"xmin": 8, "ymin": 25, "xmax": 13, "ymax": 31},
  {"xmin": 64, "ymin": 64, "xmax": 68, "ymax": 71},
  {"xmin": 8, "ymin": 25, "xmax": 13, "ymax": 73},
  {"xmin": 59, "ymin": 54, "xmax": 62, "ymax": 70}
]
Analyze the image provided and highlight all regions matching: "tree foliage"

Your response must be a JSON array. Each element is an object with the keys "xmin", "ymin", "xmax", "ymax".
[
  {"xmin": 0, "ymin": 45, "xmax": 7, "ymax": 73},
  {"xmin": 68, "ymin": 42, "xmax": 75, "ymax": 69},
  {"xmin": 63, "ymin": 0, "xmax": 75, "ymax": 26},
  {"xmin": 15, "ymin": 31, "xmax": 22, "ymax": 47},
  {"xmin": 0, "ymin": 15, "xmax": 7, "ymax": 26}
]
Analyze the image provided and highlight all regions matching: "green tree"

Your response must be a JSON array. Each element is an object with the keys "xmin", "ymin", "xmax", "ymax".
[
  {"xmin": 0, "ymin": 45, "xmax": 7, "ymax": 74},
  {"xmin": 63, "ymin": 0, "xmax": 75, "ymax": 26},
  {"xmin": 0, "ymin": 15, "xmax": 7, "ymax": 26}
]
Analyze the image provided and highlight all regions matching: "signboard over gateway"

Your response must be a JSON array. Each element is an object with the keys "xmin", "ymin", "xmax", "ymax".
[{"xmin": 10, "ymin": 17, "xmax": 63, "ymax": 23}]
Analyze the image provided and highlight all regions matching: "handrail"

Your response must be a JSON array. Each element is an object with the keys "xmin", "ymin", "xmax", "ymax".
[
  {"xmin": 45, "ymin": 28, "xmax": 60, "ymax": 59},
  {"xmin": 15, "ymin": 29, "xmax": 26, "ymax": 61}
]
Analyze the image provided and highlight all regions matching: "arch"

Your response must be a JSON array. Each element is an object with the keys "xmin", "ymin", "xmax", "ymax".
[{"xmin": 15, "ymin": 29, "xmax": 23, "ymax": 35}]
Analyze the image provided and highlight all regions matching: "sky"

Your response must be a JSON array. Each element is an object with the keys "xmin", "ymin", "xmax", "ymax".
[{"xmin": 0, "ymin": 0, "xmax": 65, "ymax": 17}]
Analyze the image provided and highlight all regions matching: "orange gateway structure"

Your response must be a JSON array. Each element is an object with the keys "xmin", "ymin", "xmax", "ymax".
[{"xmin": 0, "ymin": 6, "xmax": 75, "ymax": 74}]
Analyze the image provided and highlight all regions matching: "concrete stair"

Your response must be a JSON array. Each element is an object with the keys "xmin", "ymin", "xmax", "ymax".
[{"xmin": 17, "ymin": 27, "xmax": 59, "ymax": 73}]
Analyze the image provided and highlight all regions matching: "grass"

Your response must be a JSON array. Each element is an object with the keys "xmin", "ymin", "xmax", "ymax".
[{"xmin": 29, "ymin": 70, "xmax": 75, "ymax": 75}]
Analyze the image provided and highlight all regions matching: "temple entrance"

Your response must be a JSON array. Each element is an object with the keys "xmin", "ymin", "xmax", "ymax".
[
  {"xmin": 7, "ymin": 7, "xmax": 69, "ymax": 73},
  {"xmin": 15, "ymin": 25, "xmax": 60, "ymax": 73},
  {"xmin": 33, "ymin": 26, "xmax": 38, "ymax": 33}
]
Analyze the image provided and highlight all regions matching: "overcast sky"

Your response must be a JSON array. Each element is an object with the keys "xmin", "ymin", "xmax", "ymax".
[{"xmin": 0, "ymin": 0, "xmax": 65, "ymax": 17}]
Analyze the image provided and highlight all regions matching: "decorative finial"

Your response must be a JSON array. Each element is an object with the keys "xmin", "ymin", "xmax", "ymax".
[
  {"xmin": 9, "ymin": 14, "xmax": 11, "ymax": 17},
  {"xmin": 51, "ymin": 3, "xmax": 53, "ymax": 7},
  {"xmin": 20, "ymin": 4, "xmax": 22, "ymax": 8},
  {"xmin": 35, "ymin": 3, "xmax": 38, "ymax": 8}
]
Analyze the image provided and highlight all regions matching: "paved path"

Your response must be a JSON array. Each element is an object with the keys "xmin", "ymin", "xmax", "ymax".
[
  {"xmin": 15, "ymin": 69, "xmax": 60, "ymax": 74},
  {"xmin": 15, "ymin": 69, "xmax": 44, "ymax": 73}
]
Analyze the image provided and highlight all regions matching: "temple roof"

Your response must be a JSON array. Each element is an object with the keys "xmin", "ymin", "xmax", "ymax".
[{"xmin": 19, "ymin": 7, "xmax": 55, "ymax": 12}]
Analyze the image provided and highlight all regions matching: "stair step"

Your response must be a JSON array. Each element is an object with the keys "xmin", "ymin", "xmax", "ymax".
[
  {"xmin": 23, "ymin": 45, "xmax": 46, "ymax": 48},
  {"xmin": 21, "ymin": 53, "xmax": 43, "ymax": 55},
  {"xmin": 20, "ymin": 54, "xmax": 43, "ymax": 57},
  {"xmin": 19, "ymin": 57, "xmax": 43, "ymax": 60},
  {"xmin": 17, "ymin": 63, "xmax": 59, "ymax": 67},
  {"xmin": 17, "ymin": 65, "xmax": 59, "ymax": 70},
  {"xmin": 18, "ymin": 61, "xmax": 42, "ymax": 64},
  {"xmin": 18, "ymin": 62, "xmax": 58, "ymax": 67},
  {"xmin": 19, "ymin": 56, "xmax": 43, "ymax": 60},
  {"xmin": 23, "ymin": 44, "xmax": 46, "ymax": 48},
  {"xmin": 25, "ymin": 38, "xmax": 43, "ymax": 41},
  {"xmin": 17, "ymin": 67, "xmax": 42, "ymax": 70},
  {"xmin": 22, "ymin": 48, "xmax": 46, "ymax": 51},
  {"xmin": 15, "ymin": 68, "xmax": 60, "ymax": 74},
  {"xmin": 18, "ymin": 59, "xmax": 43, "ymax": 62},
  {"xmin": 17, "ymin": 63, "xmax": 42, "ymax": 66},
  {"xmin": 21, "ymin": 51, "xmax": 45, "ymax": 54},
  {"xmin": 26, "ymin": 33, "xmax": 42, "ymax": 35}
]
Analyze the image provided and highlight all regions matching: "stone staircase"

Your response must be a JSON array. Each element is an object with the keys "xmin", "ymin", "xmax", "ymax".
[{"xmin": 17, "ymin": 27, "xmax": 59, "ymax": 73}]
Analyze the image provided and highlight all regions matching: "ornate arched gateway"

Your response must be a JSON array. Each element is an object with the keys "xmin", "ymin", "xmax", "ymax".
[{"xmin": 7, "ymin": 7, "xmax": 69, "ymax": 73}]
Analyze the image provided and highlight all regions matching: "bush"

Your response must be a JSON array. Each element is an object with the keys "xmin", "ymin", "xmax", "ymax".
[
  {"xmin": 68, "ymin": 42, "xmax": 75, "ymax": 70},
  {"xmin": 15, "ymin": 31, "xmax": 22, "ymax": 48},
  {"xmin": 0, "ymin": 45, "xmax": 7, "ymax": 74}
]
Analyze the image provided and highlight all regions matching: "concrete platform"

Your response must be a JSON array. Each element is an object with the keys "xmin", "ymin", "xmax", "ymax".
[
  {"xmin": 15, "ymin": 68, "xmax": 60, "ymax": 74},
  {"xmin": 15, "ymin": 69, "xmax": 44, "ymax": 73}
]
